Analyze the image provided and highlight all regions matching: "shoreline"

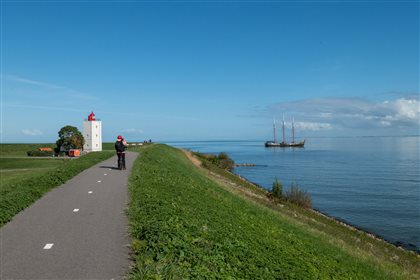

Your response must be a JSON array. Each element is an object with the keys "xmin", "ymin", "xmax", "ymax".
[
  {"xmin": 185, "ymin": 148, "xmax": 420, "ymax": 254},
  {"xmin": 231, "ymin": 169, "xmax": 420, "ymax": 255}
]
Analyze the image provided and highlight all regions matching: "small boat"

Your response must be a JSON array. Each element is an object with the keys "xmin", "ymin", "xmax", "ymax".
[{"xmin": 265, "ymin": 117, "xmax": 305, "ymax": 148}]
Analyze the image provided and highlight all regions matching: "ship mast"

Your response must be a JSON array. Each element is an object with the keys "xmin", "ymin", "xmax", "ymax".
[
  {"xmin": 273, "ymin": 119, "xmax": 276, "ymax": 143},
  {"xmin": 282, "ymin": 114, "xmax": 285, "ymax": 144},
  {"xmin": 292, "ymin": 117, "xmax": 295, "ymax": 143}
]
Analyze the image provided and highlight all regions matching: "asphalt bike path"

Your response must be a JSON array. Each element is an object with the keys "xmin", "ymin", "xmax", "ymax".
[{"xmin": 0, "ymin": 152, "xmax": 138, "ymax": 280}]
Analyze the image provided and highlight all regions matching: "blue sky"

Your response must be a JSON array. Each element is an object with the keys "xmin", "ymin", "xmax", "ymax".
[{"xmin": 2, "ymin": 0, "xmax": 419, "ymax": 142}]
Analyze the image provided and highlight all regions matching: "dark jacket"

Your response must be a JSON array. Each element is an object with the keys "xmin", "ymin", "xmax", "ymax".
[{"xmin": 115, "ymin": 140, "xmax": 126, "ymax": 153}]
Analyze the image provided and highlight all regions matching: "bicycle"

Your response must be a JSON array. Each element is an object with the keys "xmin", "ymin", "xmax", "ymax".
[{"xmin": 117, "ymin": 152, "xmax": 126, "ymax": 170}]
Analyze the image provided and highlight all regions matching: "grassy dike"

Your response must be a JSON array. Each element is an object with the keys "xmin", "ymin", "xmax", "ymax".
[
  {"xmin": 127, "ymin": 144, "xmax": 420, "ymax": 279},
  {"xmin": 0, "ymin": 151, "xmax": 114, "ymax": 227}
]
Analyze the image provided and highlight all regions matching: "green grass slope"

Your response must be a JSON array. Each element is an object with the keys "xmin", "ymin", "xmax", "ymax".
[
  {"xmin": 0, "ymin": 151, "xmax": 114, "ymax": 227},
  {"xmin": 0, "ymin": 158, "xmax": 67, "ymax": 170},
  {"xmin": 128, "ymin": 144, "xmax": 418, "ymax": 279},
  {"xmin": 0, "ymin": 143, "xmax": 56, "ymax": 157},
  {"xmin": 0, "ymin": 158, "xmax": 68, "ymax": 185}
]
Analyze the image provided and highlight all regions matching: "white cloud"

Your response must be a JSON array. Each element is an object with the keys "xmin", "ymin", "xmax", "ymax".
[
  {"xmin": 4, "ymin": 74, "xmax": 96, "ymax": 100},
  {"xmin": 123, "ymin": 128, "xmax": 144, "ymax": 134},
  {"xmin": 280, "ymin": 120, "xmax": 332, "ymax": 131},
  {"xmin": 265, "ymin": 96, "xmax": 420, "ymax": 134},
  {"xmin": 6, "ymin": 74, "xmax": 63, "ymax": 89},
  {"xmin": 381, "ymin": 98, "xmax": 419, "ymax": 121},
  {"xmin": 22, "ymin": 129, "xmax": 43, "ymax": 136},
  {"xmin": 294, "ymin": 122, "xmax": 332, "ymax": 131}
]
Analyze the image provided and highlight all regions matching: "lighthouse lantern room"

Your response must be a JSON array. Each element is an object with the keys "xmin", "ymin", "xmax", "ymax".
[{"xmin": 83, "ymin": 112, "xmax": 102, "ymax": 152}]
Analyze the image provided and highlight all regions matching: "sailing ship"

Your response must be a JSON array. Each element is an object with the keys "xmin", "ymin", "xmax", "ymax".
[{"xmin": 265, "ymin": 117, "xmax": 305, "ymax": 148}]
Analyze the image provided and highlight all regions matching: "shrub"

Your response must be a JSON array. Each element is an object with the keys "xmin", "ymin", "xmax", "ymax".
[
  {"xmin": 27, "ymin": 150, "xmax": 53, "ymax": 157},
  {"xmin": 193, "ymin": 151, "xmax": 235, "ymax": 171},
  {"xmin": 218, "ymin": 152, "xmax": 229, "ymax": 160},
  {"xmin": 285, "ymin": 182, "xmax": 312, "ymax": 209},
  {"xmin": 217, "ymin": 152, "xmax": 234, "ymax": 170},
  {"xmin": 271, "ymin": 177, "xmax": 283, "ymax": 198}
]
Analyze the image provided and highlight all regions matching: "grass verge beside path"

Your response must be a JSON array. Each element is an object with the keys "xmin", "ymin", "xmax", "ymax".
[
  {"xmin": 0, "ymin": 151, "xmax": 114, "ymax": 227},
  {"xmin": 128, "ymin": 144, "xmax": 419, "ymax": 279},
  {"xmin": 0, "ymin": 158, "xmax": 68, "ymax": 184},
  {"xmin": 0, "ymin": 158, "xmax": 67, "ymax": 170}
]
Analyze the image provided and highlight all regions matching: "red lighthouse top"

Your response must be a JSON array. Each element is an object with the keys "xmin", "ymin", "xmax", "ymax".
[{"xmin": 88, "ymin": 112, "xmax": 96, "ymax": 121}]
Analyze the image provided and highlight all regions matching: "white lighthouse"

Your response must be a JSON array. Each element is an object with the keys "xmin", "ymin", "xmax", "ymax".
[{"xmin": 83, "ymin": 112, "xmax": 102, "ymax": 152}]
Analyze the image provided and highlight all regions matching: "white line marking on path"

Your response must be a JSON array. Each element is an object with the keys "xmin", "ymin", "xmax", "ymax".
[
  {"xmin": 43, "ymin": 243, "xmax": 54, "ymax": 249},
  {"xmin": 104, "ymin": 173, "xmax": 107, "ymax": 176},
  {"xmin": 73, "ymin": 209, "xmax": 79, "ymax": 212},
  {"xmin": 88, "ymin": 191, "xmax": 93, "ymax": 194},
  {"xmin": 97, "ymin": 180, "xmax": 101, "ymax": 183}
]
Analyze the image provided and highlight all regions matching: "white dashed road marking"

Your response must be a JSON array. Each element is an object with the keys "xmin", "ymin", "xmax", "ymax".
[
  {"xmin": 88, "ymin": 191, "xmax": 93, "ymax": 194},
  {"xmin": 73, "ymin": 209, "xmax": 79, "ymax": 212},
  {"xmin": 97, "ymin": 180, "xmax": 101, "ymax": 183},
  {"xmin": 43, "ymin": 243, "xmax": 54, "ymax": 250},
  {"xmin": 104, "ymin": 173, "xmax": 107, "ymax": 176}
]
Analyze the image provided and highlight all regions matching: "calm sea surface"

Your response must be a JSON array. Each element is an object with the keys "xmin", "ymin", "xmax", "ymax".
[{"xmin": 166, "ymin": 137, "xmax": 420, "ymax": 252}]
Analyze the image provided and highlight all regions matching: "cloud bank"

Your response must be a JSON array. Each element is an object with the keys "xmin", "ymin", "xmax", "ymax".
[
  {"xmin": 123, "ymin": 128, "xmax": 144, "ymax": 134},
  {"xmin": 22, "ymin": 129, "xmax": 43, "ymax": 136},
  {"xmin": 265, "ymin": 96, "xmax": 420, "ymax": 134}
]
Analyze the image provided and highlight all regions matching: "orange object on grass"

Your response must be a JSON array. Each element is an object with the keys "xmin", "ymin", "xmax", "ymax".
[{"xmin": 68, "ymin": 149, "xmax": 80, "ymax": 157}]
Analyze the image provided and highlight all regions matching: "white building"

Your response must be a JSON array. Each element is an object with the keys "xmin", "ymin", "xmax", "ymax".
[{"xmin": 83, "ymin": 112, "xmax": 102, "ymax": 152}]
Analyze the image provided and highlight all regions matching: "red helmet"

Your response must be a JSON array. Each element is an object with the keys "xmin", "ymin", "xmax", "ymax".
[{"xmin": 117, "ymin": 135, "xmax": 123, "ymax": 139}]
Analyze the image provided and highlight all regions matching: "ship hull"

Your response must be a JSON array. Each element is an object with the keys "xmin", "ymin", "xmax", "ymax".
[{"xmin": 265, "ymin": 140, "xmax": 305, "ymax": 148}]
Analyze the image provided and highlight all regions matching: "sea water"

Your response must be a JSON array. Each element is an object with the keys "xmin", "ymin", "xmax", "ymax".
[{"xmin": 166, "ymin": 136, "xmax": 420, "ymax": 252}]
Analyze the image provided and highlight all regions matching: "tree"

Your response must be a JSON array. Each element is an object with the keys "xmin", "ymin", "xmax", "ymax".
[
  {"xmin": 56, "ymin": 125, "xmax": 85, "ymax": 153},
  {"xmin": 271, "ymin": 177, "xmax": 283, "ymax": 198}
]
